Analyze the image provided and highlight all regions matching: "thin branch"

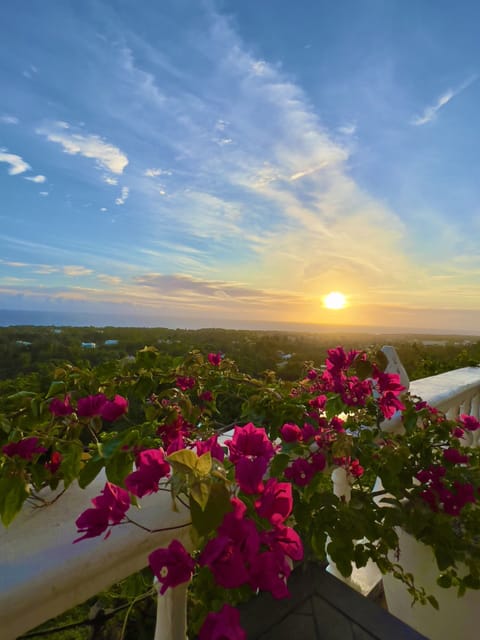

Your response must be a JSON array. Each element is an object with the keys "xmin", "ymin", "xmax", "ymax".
[{"xmin": 124, "ymin": 516, "xmax": 191, "ymax": 534}]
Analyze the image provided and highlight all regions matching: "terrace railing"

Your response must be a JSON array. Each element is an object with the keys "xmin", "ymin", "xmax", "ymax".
[{"xmin": 1, "ymin": 347, "xmax": 480, "ymax": 639}]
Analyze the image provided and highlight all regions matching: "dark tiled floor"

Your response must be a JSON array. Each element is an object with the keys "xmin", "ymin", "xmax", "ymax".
[{"xmin": 238, "ymin": 563, "xmax": 427, "ymax": 640}]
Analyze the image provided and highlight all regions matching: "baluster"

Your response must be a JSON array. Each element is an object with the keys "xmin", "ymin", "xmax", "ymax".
[
  {"xmin": 471, "ymin": 393, "xmax": 480, "ymax": 420},
  {"xmin": 154, "ymin": 580, "xmax": 189, "ymax": 640}
]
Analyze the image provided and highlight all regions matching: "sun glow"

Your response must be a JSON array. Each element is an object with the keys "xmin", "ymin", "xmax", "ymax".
[{"xmin": 323, "ymin": 291, "xmax": 347, "ymax": 310}]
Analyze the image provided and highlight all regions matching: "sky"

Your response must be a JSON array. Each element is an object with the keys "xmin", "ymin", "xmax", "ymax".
[{"xmin": 1, "ymin": 0, "xmax": 480, "ymax": 333}]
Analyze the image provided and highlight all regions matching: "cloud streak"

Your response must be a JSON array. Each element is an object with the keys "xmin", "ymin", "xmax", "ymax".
[
  {"xmin": 0, "ymin": 150, "xmax": 31, "ymax": 175},
  {"xmin": 38, "ymin": 123, "xmax": 129, "ymax": 174},
  {"xmin": 411, "ymin": 76, "xmax": 477, "ymax": 125}
]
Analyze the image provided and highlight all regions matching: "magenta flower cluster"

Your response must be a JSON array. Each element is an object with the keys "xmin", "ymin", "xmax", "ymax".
[{"xmin": 49, "ymin": 393, "xmax": 128, "ymax": 422}]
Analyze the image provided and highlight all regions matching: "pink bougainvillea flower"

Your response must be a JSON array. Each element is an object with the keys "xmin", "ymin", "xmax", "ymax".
[
  {"xmin": 207, "ymin": 352, "xmax": 222, "ymax": 366},
  {"xmin": 200, "ymin": 534, "xmax": 251, "ymax": 588},
  {"xmin": 74, "ymin": 508, "xmax": 111, "ymax": 542},
  {"xmin": 255, "ymin": 478, "xmax": 292, "ymax": 524},
  {"xmin": 76, "ymin": 394, "xmax": 108, "ymax": 417},
  {"xmin": 91, "ymin": 482, "xmax": 130, "ymax": 519},
  {"xmin": 349, "ymin": 459, "xmax": 364, "ymax": 478},
  {"xmin": 284, "ymin": 458, "xmax": 315, "ymax": 487},
  {"xmin": 49, "ymin": 396, "xmax": 73, "ymax": 416},
  {"xmin": 309, "ymin": 395, "xmax": 327, "ymax": 410},
  {"xmin": 199, "ymin": 390, "xmax": 214, "ymax": 403},
  {"xmin": 459, "ymin": 414, "xmax": 480, "ymax": 431},
  {"xmin": 226, "ymin": 423, "xmax": 275, "ymax": 494},
  {"xmin": 199, "ymin": 604, "xmax": 246, "ymax": 640},
  {"xmin": 235, "ymin": 455, "xmax": 268, "ymax": 494},
  {"xmin": 378, "ymin": 391, "xmax": 405, "ymax": 420},
  {"xmin": 125, "ymin": 449, "xmax": 171, "ymax": 498},
  {"xmin": 443, "ymin": 448, "xmax": 469, "ymax": 465},
  {"xmin": 311, "ymin": 451, "xmax": 326, "ymax": 472},
  {"xmin": 226, "ymin": 423, "xmax": 275, "ymax": 463},
  {"xmin": 279, "ymin": 422, "xmax": 302, "ymax": 443},
  {"xmin": 100, "ymin": 395, "xmax": 128, "ymax": 422},
  {"xmin": 74, "ymin": 482, "xmax": 130, "ymax": 543},
  {"xmin": 45, "ymin": 451, "xmax": 62, "ymax": 474},
  {"xmin": 249, "ymin": 550, "xmax": 291, "ymax": 599},
  {"xmin": 301, "ymin": 423, "xmax": 316, "ymax": 442},
  {"xmin": 195, "ymin": 435, "xmax": 225, "ymax": 462},
  {"xmin": 175, "ymin": 376, "xmax": 196, "ymax": 391},
  {"xmin": 2, "ymin": 437, "xmax": 47, "ymax": 460},
  {"xmin": 200, "ymin": 502, "xmax": 260, "ymax": 588},
  {"xmin": 148, "ymin": 539, "xmax": 195, "ymax": 595},
  {"xmin": 166, "ymin": 433, "xmax": 186, "ymax": 455},
  {"xmin": 329, "ymin": 416, "xmax": 345, "ymax": 433},
  {"xmin": 261, "ymin": 524, "xmax": 303, "ymax": 562},
  {"xmin": 326, "ymin": 347, "xmax": 359, "ymax": 375}
]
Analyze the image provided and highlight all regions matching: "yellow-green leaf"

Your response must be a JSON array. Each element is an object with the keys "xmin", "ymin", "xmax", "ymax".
[
  {"xmin": 190, "ymin": 479, "xmax": 211, "ymax": 510},
  {"xmin": 167, "ymin": 449, "xmax": 198, "ymax": 474},
  {"xmin": 195, "ymin": 451, "xmax": 212, "ymax": 477}
]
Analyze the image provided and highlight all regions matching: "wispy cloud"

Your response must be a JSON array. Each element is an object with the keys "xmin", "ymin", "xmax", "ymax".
[
  {"xmin": 37, "ymin": 123, "xmax": 129, "ymax": 174},
  {"xmin": 115, "ymin": 186, "xmax": 129, "ymax": 205},
  {"xmin": 63, "ymin": 265, "xmax": 94, "ymax": 277},
  {"xmin": 98, "ymin": 273, "xmax": 122, "ymax": 285},
  {"xmin": 144, "ymin": 168, "xmax": 172, "ymax": 177},
  {"xmin": 338, "ymin": 123, "xmax": 356, "ymax": 135},
  {"xmin": 103, "ymin": 175, "xmax": 118, "ymax": 185},
  {"xmin": 0, "ymin": 150, "xmax": 31, "ymax": 175},
  {"xmin": 0, "ymin": 115, "xmax": 19, "ymax": 125},
  {"xmin": 24, "ymin": 174, "xmax": 46, "ymax": 183},
  {"xmin": 411, "ymin": 76, "xmax": 477, "ymax": 125}
]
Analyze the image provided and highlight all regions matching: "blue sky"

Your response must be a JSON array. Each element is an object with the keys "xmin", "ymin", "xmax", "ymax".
[{"xmin": 1, "ymin": 0, "xmax": 479, "ymax": 332}]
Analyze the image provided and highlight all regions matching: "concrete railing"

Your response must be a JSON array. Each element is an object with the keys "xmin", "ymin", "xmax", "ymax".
[{"xmin": 1, "ymin": 348, "xmax": 480, "ymax": 639}]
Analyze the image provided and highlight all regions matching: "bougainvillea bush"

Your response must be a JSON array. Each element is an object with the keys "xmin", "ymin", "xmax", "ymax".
[{"xmin": 2, "ymin": 346, "xmax": 480, "ymax": 638}]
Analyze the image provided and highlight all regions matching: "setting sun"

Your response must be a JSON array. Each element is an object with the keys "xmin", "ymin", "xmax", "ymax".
[{"xmin": 323, "ymin": 291, "xmax": 347, "ymax": 310}]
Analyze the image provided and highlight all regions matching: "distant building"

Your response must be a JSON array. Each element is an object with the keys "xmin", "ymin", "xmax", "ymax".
[
  {"xmin": 15, "ymin": 340, "xmax": 32, "ymax": 347},
  {"xmin": 104, "ymin": 339, "xmax": 119, "ymax": 346},
  {"xmin": 81, "ymin": 342, "xmax": 96, "ymax": 349}
]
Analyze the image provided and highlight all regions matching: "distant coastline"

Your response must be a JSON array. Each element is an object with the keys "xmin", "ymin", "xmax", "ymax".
[{"xmin": 1, "ymin": 308, "xmax": 479, "ymax": 338}]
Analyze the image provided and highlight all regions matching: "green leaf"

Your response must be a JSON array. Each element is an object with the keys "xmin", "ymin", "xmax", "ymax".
[
  {"xmin": 136, "ymin": 347, "xmax": 159, "ymax": 369},
  {"xmin": 190, "ymin": 479, "xmax": 211, "ymax": 510},
  {"xmin": 434, "ymin": 548, "xmax": 455, "ymax": 572},
  {"xmin": 46, "ymin": 381, "xmax": 66, "ymax": 399},
  {"xmin": 325, "ymin": 395, "xmax": 345, "ymax": 420},
  {"xmin": 354, "ymin": 359, "xmax": 373, "ymax": 380},
  {"xmin": 105, "ymin": 452, "xmax": 133, "ymax": 486},
  {"xmin": 437, "ymin": 574, "xmax": 452, "ymax": 589},
  {"xmin": 79, "ymin": 457, "xmax": 105, "ymax": 488},
  {"xmin": 61, "ymin": 443, "xmax": 83, "ymax": 488},
  {"xmin": 7, "ymin": 391, "xmax": 37, "ymax": 401},
  {"xmin": 269, "ymin": 453, "xmax": 290, "ymax": 478},
  {"xmin": 427, "ymin": 595, "xmax": 439, "ymax": 610},
  {"xmin": 375, "ymin": 350, "xmax": 389, "ymax": 371},
  {"xmin": 190, "ymin": 482, "xmax": 231, "ymax": 536},
  {"xmin": 167, "ymin": 449, "xmax": 198, "ymax": 474},
  {"xmin": 0, "ymin": 477, "xmax": 29, "ymax": 526}
]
